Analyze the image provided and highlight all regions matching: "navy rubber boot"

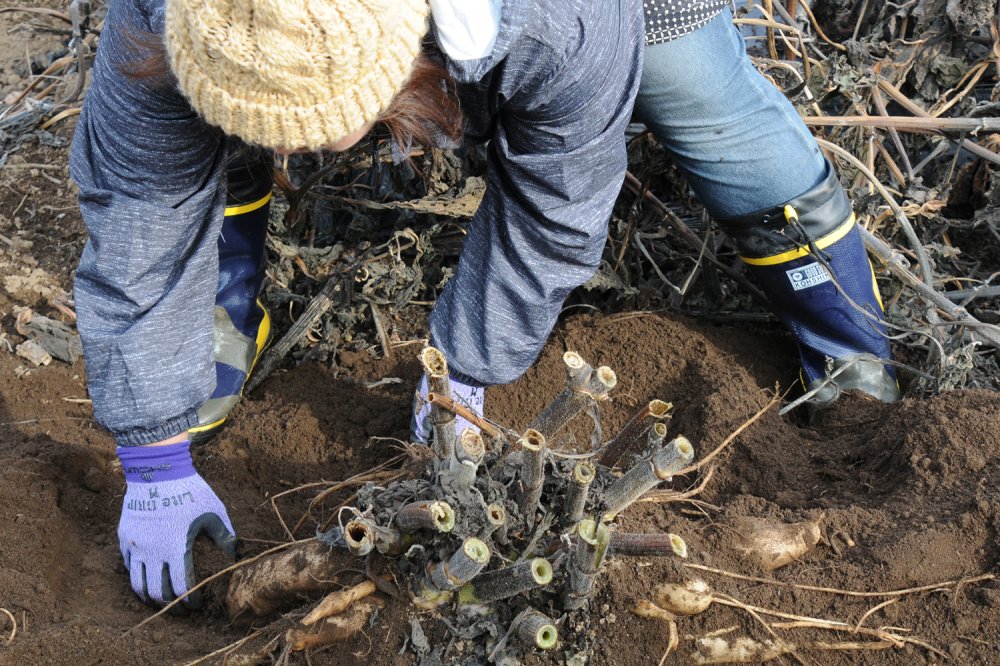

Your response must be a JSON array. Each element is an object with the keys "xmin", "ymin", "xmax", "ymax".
[
  {"xmin": 190, "ymin": 151, "xmax": 274, "ymax": 444},
  {"xmin": 716, "ymin": 161, "xmax": 899, "ymax": 404}
]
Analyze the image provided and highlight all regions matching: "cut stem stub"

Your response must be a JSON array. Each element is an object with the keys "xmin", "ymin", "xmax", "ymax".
[
  {"xmin": 603, "ymin": 435, "xmax": 694, "ymax": 520},
  {"xmin": 516, "ymin": 610, "xmax": 559, "ymax": 651},
  {"xmin": 518, "ymin": 429, "xmax": 548, "ymax": 519},
  {"xmin": 459, "ymin": 558, "xmax": 553, "ymax": 603},
  {"xmin": 564, "ymin": 519, "xmax": 611, "ymax": 610},
  {"xmin": 599, "ymin": 399, "xmax": 672, "ymax": 467},
  {"xmin": 395, "ymin": 500, "xmax": 455, "ymax": 534},
  {"xmin": 528, "ymin": 352, "xmax": 617, "ymax": 439},
  {"xmin": 564, "ymin": 460, "xmax": 596, "ymax": 526},
  {"xmin": 426, "ymin": 537, "xmax": 491, "ymax": 592},
  {"xmin": 610, "ymin": 531, "xmax": 688, "ymax": 558}
]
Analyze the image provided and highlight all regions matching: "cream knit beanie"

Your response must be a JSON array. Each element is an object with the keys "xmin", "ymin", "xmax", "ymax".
[{"xmin": 165, "ymin": 0, "xmax": 430, "ymax": 150}]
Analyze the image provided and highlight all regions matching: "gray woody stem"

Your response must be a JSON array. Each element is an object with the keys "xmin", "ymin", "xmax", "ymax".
[
  {"xmin": 610, "ymin": 531, "xmax": 688, "ymax": 558},
  {"xmin": 528, "ymin": 352, "xmax": 617, "ymax": 439},
  {"xmin": 425, "ymin": 537, "xmax": 491, "ymax": 593},
  {"xmin": 478, "ymin": 503, "xmax": 507, "ymax": 542},
  {"xmin": 599, "ymin": 399, "xmax": 672, "ymax": 467},
  {"xmin": 563, "ymin": 461, "xmax": 596, "ymax": 526},
  {"xmin": 420, "ymin": 347, "xmax": 455, "ymax": 462},
  {"xmin": 459, "ymin": 558, "xmax": 553, "ymax": 603},
  {"xmin": 603, "ymin": 435, "xmax": 694, "ymax": 520},
  {"xmin": 450, "ymin": 428, "xmax": 485, "ymax": 489},
  {"xmin": 518, "ymin": 429, "xmax": 548, "ymax": 519},
  {"xmin": 563, "ymin": 519, "xmax": 611, "ymax": 610}
]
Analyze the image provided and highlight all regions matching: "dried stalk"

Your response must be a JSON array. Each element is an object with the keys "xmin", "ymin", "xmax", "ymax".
[
  {"xmin": 395, "ymin": 500, "xmax": 455, "ymax": 534},
  {"xmin": 518, "ymin": 429, "xmax": 548, "ymax": 518},
  {"xmin": 876, "ymin": 79, "xmax": 1000, "ymax": 166},
  {"xmin": 623, "ymin": 172, "xmax": 770, "ymax": 305},
  {"xmin": 564, "ymin": 519, "xmax": 611, "ymax": 610},
  {"xmin": 599, "ymin": 399, "xmax": 672, "ymax": 467},
  {"xmin": 860, "ymin": 227, "xmax": 1000, "ymax": 351},
  {"xmin": 427, "ymin": 392, "xmax": 502, "ymax": 440},
  {"xmin": 564, "ymin": 461, "xmax": 596, "ymax": 526},
  {"xmin": 515, "ymin": 610, "xmax": 559, "ymax": 651},
  {"xmin": 528, "ymin": 352, "xmax": 616, "ymax": 438},
  {"xmin": 459, "ymin": 558, "xmax": 554, "ymax": 603},
  {"xmin": 803, "ymin": 115, "xmax": 1000, "ymax": 132},
  {"xmin": 603, "ymin": 436, "xmax": 695, "ymax": 519}
]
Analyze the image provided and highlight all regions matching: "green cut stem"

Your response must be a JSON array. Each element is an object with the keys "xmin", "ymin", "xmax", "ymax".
[
  {"xmin": 516, "ymin": 610, "xmax": 559, "ymax": 651},
  {"xmin": 598, "ymin": 399, "xmax": 672, "ymax": 467}
]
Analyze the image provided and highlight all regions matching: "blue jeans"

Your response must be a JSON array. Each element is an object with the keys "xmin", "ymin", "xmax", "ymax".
[{"xmin": 635, "ymin": 8, "xmax": 827, "ymax": 217}]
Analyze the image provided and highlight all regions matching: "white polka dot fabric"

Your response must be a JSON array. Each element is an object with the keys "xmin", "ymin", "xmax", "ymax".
[{"xmin": 644, "ymin": 0, "xmax": 730, "ymax": 44}]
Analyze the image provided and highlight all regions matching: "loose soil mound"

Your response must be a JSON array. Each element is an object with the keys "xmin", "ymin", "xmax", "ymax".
[{"xmin": 1, "ymin": 312, "xmax": 997, "ymax": 665}]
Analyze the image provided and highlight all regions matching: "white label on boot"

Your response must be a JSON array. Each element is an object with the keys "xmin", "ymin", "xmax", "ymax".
[{"xmin": 786, "ymin": 262, "xmax": 831, "ymax": 291}]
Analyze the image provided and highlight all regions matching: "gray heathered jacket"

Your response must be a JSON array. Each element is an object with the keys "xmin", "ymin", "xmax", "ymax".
[{"xmin": 71, "ymin": 0, "xmax": 643, "ymax": 445}]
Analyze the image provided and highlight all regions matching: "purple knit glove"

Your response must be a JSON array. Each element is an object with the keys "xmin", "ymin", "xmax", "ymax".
[
  {"xmin": 117, "ymin": 441, "xmax": 236, "ymax": 607},
  {"xmin": 411, "ymin": 374, "xmax": 485, "ymax": 444}
]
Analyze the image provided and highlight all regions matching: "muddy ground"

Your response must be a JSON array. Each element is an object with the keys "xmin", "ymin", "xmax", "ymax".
[{"xmin": 2, "ymin": 1, "xmax": 1000, "ymax": 665}]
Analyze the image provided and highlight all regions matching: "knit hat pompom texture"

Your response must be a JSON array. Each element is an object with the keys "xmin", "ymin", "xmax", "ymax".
[{"xmin": 165, "ymin": 0, "xmax": 430, "ymax": 150}]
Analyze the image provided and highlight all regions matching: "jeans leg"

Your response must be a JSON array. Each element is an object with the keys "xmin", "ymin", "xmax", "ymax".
[{"xmin": 634, "ymin": 8, "xmax": 827, "ymax": 217}]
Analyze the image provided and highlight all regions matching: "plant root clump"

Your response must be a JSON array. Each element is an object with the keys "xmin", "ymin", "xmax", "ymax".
[{"xmin": 226, "ymin": 347, "xmax": 697, "ymax": 661}]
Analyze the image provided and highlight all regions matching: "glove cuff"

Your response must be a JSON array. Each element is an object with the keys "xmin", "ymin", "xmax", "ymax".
[{"xmin": 117, "ymin": 440, "xmax": 197, "ymax": 483}]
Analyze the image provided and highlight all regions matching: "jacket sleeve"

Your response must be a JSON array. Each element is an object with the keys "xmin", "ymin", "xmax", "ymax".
[
  {"xmin": 429, "ymin": 3, "xmax": 644, "ymax": 385},
  {"xmin": 70, "ymin": 0, "xmax": 229, "ymax": 445}
]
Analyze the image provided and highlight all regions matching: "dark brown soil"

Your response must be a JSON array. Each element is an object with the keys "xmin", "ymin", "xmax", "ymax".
[{"xmin": 1, "ymin": 309, "xmax": 998, "ymax": 665}]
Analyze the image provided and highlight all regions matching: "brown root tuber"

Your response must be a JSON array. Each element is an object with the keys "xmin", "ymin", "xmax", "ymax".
[
  {"xmin": 286, "ymin": 597, "xmax": 384, "ymax": 651},
  {"xmin": 726, "ymin": 516, "xmax": 822, "ymax": 571},
  {"xmin": 226, "ymin": 541, "xmax": 348, "ymax": 622},
  {"xmin": 301, "ymin": 580, "xmax": 377, "ymax": 626}
]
